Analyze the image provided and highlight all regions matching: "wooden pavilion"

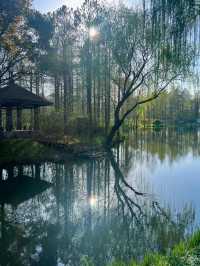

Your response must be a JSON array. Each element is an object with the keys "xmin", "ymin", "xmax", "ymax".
[{"xmin": 0, "ymin": 80, "xmax": 52, "ymax": 134}]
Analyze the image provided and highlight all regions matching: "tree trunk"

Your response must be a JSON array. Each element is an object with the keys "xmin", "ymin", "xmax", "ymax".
[
  {"xmin": 54, "ymin": 75, "xmax": 60, "ymax": 111},
  {"xmin": 63, "ymin": 42, "xmax": 68, "ymax": 134},
  {"xmin": 36, "ymin": 72, "xmax": 40, "ymax": 95},
  {"xmin": 63, "ymin": 72, "xmax": 68, "ymax": 134},
  {"xmin": 106, "ymin": 94, "xmax": 127, "ymax": 147},
  {"xmin": 86, "ymin": 163, "xmax": 92, "ymax": 230},
  {"xmin": 93, "ymin": 75, "xmax": 97, "ymax": 127},
  {"xmin": 69, "ymin": 45, "xmax": 73, "ymax": 113},
  {"xmin": 97, "ymin": 45, "xmax": 101, "ymax": 127},
  {"xmin": 86, "ymin": 39, "xmax": 92, "ymax": 129},
  {"xmin": 106, "ymin": 110, "xmax": 123, "ymax": 147},
  {"xmin": 104, "ymin": 47, "xmax": 111, "ymax": 135},
  {"xmin": 30, "ymin": 71, "xmax": 33, "ymax": 129},
  {"xmin": 35, "ymin": 164, "xmax": 41, "ymax": 179},
  {"xmin": 106, "ymin": 123, "xmax": 121, "ymax": 146}
]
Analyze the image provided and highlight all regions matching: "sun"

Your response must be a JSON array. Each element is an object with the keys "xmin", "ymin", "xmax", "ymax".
[{"xmin": 89, "ymin": 27, "xmax": 100, "ymax": 40}]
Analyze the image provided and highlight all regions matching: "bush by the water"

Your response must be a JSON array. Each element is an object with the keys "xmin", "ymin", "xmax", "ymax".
[
  {"xmin": 107, "ymin": 231, "xmax": 200, "ymax": 266},
  {"xmin": 81, "ymin": 231, "xmax": 200, "ymax": 266}
]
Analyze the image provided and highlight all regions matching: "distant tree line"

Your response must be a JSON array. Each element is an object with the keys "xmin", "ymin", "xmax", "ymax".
[{"xmin": 135, "ymin": 86, "xmax": 200, "ymax": 126}]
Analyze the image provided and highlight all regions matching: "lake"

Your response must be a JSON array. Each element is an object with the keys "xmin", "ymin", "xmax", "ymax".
[{"xmin": 0, "ymin": 128, "xmax": 199, "ymax": 266}]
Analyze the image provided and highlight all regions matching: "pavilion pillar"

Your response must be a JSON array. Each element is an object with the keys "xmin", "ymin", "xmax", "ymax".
[
  {"xmin": 0, "ymin": 109, "xmax": 2, "ymax": 129},
  {"xmin": 0, "ymin": 168, "xmax": 2, "ymax": 180},
  {"xmin": 34, "ymin": 107, "xmax": 39, "ymax": 130},
  {"xmin": 7, "ymin": 166, "xmax": 14, "ymax": 179},
  {"xmin": 18, "ymin": 165, "xmax": 23, "ymax": 176},
  {"xmin": 6, "ymin": 107, "xmax": 13, "ymax": 131},
  {"xmin": 16, "ymin": 108, "xmax": 22, "ymax": 130},
  {"xmin": 30, "ymin": 109, "xmax": 33, "ymax": 130},
  {"xmin": 35, "ymin": 164, "xmax": 41, "ymax": 179}
]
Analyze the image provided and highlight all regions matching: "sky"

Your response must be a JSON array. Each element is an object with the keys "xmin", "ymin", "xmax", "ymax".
[
  {"xmin": 32, "ymin": 0, "xmax": 84, "ymax": 13},
  {"xmin": 32, "ymin": 0, "xmax": 115, "ymax": 13},
  {"xmin": 32, "ymin": 0, "xmax": 134, "ymax": 13}
]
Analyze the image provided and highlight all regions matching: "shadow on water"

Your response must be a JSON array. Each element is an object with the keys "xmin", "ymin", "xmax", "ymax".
[{"xmin": 0, "ymin": 129, "xmax": 198, "ymax": 266}]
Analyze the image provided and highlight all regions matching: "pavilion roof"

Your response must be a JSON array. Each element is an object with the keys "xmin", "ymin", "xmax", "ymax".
[
  {"xmin": 0, "ymin": 81, "xmax": 53, "ymax": 108},
  {"xmin": 0, "ymin": 175, "xmax": 52, "ymax": 205}
]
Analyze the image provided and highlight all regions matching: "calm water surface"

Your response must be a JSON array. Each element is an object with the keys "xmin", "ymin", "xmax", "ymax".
[{"xmin": 0, "ymin": 129, "xmax": 200, "ymax": 266}]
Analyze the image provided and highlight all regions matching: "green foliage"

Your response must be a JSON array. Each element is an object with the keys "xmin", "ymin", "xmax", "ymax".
[
  {"xmin": 153, "ymin": 120, "xmax": 163, "ymax": 128},
  {"xmin": 27, "ymin": 10, "xmax": 54, "ymax": 50},
  {"xmin": 109, "ymin": 262, "xmax": 128, "ymax": 266},
  {"xmin": 172, "ymin": 242, "xmax": 187, "ymax": 257},
  {"xmin": 109, "ymin": 230, "xmax": 200, "ymax": 266},
  {"xmin": 39, "ymin": 48, "xmax": 63, "ymax": 74},
  {"xmin": 0, "ymin": 139, "xmax": 54, "ymax": 164},
  {"xmin": 81, "ymin": 255, "xmax": 95, "ymax": 266},
  {"xmin": 141, "ymin": 254, "xmax": 169, "ymax": 266},
  {"xmin": 39, "ymin": 110, "xmax": 106, "ymax": 145},
  {"xmin": 138, "ymin": 86, "xmax": 199, "ymax": 127},
  {"xmin": 188, "ymin": 231, "xmax": 200, "ymax": 249},
  {"xmin": 0, "ymin": 0, "xmax": 29, "ymax": 36},
  {"xmin": 40, "ymin": 110, "xmax": 64, "ymax": 139}
]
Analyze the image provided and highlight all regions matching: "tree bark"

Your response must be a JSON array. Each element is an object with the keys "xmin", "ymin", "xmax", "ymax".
[
  {"xmin": 36, "ymin": 72, "xmax": 40, "ymax": 95},
  {"xmin": 54, "ymin": 75, "xmax": 60, "ymax": 111},
  {"xmin": 105, "ymin": 47, "xmax": 111, "ymax": 135},
  {"xmin": 86, "ymin": 39, "xmax": 92, "ymax": 129},
  {"xmin": 63, "ymin": 72, "xmax": 68, "ymax": 134},
  {"xmin": 106, "ymin": 119, "xmax": 123, "ymax": 146},
  {"xmin": 63, "ymin": 42, "xmax": 68, "ymax": 134},
  {"xmin": 97, "ymin": 44, "xmax": 101, "ymax": 126}
]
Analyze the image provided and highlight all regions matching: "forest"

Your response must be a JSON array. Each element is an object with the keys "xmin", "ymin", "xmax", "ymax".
[{"xmin": 1, "ymin": 0, "xmax": 200, "ymax": 145}]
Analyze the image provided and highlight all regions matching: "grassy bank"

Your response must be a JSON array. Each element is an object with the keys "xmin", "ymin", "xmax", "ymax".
[
  {"xmin": 107, "ymin": 231, "xmax": 200, "ymax": 266},
  {"xmin": 0, "ymin": 139, "xmax": 57, "ymax": 165},
  {"xmin": 0, "ymin": 138, "xmax": 105, "ymax": 165}
]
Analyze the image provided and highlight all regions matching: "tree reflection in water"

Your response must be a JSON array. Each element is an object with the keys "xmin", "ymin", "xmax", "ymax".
[{"xmin": 0, "ymin": 130, "xmax": 197, "ymax": 265}]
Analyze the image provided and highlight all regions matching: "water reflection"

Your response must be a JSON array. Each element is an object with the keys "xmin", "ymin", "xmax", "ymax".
[
  {"xmin": 0, "ymin": 129, "xmax": 199, "ymax": 266},
  {"xmin": 0, "ymin": 165, "xmax": 52, "ymax": 206}
]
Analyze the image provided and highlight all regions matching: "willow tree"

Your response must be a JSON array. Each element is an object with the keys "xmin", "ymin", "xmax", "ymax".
[{"xmin": 104, "ymin": 2, "xmax": 197, "ymax": 146}]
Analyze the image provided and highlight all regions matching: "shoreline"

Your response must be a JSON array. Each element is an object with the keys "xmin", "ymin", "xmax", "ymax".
[{"xmin": 0, "ymin": 138, "xmax": 107, "ymax": 166}]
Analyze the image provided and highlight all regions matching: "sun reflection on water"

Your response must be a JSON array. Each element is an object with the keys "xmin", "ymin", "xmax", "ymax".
[
  {"xmin": 89, "ymin": 196, "xmax": 97, "ymax": 207},
  {"xmin": 89, "ymin": 27, "xmax": 99, "ymax": 40}
]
